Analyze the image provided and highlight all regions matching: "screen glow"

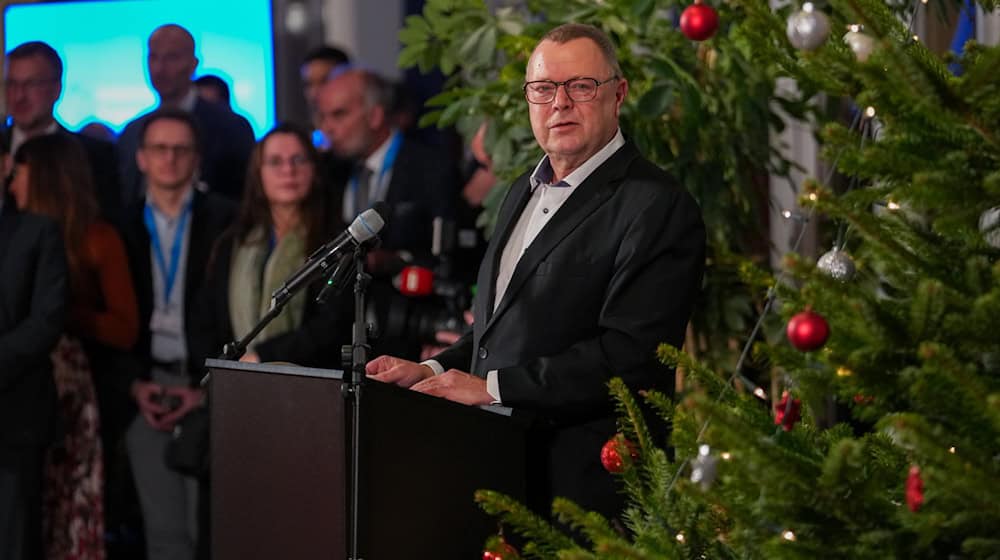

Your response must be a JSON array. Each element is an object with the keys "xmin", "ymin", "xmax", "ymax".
[{"xmin": 4, "ymin": 0, "xmax": 275, "ymax": 138}]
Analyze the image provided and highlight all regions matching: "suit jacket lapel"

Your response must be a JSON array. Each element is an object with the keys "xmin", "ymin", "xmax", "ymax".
[
  {"xmin": 483, "ymin": 142, "xmax": 638, "ymax": 335},
  {"xmin": 477, "ymin": 177, "xmax": 534, "ymax": 328}
]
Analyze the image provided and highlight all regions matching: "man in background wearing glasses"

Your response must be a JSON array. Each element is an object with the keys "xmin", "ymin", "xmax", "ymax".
[
  {"xmin": 367, "ymin": 23, "xmax": 706, "ymax": 520},
  {"xmin": 119, "ymin": 109, "xmax": 234, "ymax": 560}
]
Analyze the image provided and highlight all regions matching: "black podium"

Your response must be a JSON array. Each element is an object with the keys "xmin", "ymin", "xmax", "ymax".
[{"xmin": 207, "ymin": 359, "xmax": 531, "ymax": 559}]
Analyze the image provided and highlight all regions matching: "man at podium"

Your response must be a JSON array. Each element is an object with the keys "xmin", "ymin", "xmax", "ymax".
[{"xmin": 366, "ymin": 23, "xmax": 705, "ymax": 520}]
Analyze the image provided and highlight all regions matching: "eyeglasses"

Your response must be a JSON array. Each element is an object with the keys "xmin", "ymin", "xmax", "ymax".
[
  {"xmin": 3, "ymin": 78, "xmax": 56, "ymax": 92},
  {"xmin": 142, "ymin": 143, "xmax": 196, "ymax": 158},
  {"xmin": 523, "ymin": 76, "xmax": 619, "ymax": 104},
  {"xmin": 263, "ymin": 154, "xmax": 312, "ymax": 170}
]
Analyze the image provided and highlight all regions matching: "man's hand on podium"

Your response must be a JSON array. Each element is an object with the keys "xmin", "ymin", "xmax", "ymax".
[
  {"xmin": 365, "ymin": 355, "xmax": 434, "ymax": 388},
  {"xmin": 411, "ymin": 370, "xmax": 492, "ymax": 406}
]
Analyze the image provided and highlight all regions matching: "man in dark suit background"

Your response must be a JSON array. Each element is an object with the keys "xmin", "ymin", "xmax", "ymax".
[
  {"xmin": 316, "ymin": 67, "xmax": 458, "ymax": 359},
  {"xmin": 117, "ymin": 24, "xmax": 255, "ymax": 207},
  {"xmin": 366, "ymin": 23, "xmax": 705, "ymax": 519},
  {"xmin": 3, "ymin": 41, "xmax": 122, "ymax": 226},
  {"xmin": 0, "ymin": 181, "xmax": 68, "ymax": 560}
]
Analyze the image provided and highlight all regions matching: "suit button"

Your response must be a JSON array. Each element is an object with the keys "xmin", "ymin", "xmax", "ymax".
[{"xmin": 478, "ymin": 346, "xmax": 488, "ymax": 360}]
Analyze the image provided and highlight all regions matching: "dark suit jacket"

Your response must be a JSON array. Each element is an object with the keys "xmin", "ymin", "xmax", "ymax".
[
  {"xmin": 1, "ymin": 125, "xmax": 122, "ymax": 227},
  {"xmin": 329, "ymin": 136, "xmax": 459, "ymax": 359},
  {"xmin": 117, "ymin": 97, "xmax": 256, "ymax": 206},
  {"xmin": 0, "ymin": 201, "xmax": 68, "ymax": 447},
  {"xmin": 187, "ymin": 231, "xmax": 352, "ymax": 370},
  {"xmin": 119, "ymin": 189, "xmax": 236, "ymax": 391},
  {"xmin": 433, "ymin": 141, "xmax": 706, "ymax": 517},
  {"xmin": 331, "ymin": 136, "xmax": 458, "ymax": 261}
]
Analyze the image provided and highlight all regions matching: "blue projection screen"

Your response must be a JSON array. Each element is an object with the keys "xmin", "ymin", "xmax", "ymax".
[{"xmin": 3, "ymin": 0, "xmax": 275, "ymax": 138}]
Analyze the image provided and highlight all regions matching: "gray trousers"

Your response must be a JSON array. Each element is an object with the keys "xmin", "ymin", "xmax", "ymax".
[{"xmin": 126, "ymin": 369, "xmax": 198, "ymax": 560}]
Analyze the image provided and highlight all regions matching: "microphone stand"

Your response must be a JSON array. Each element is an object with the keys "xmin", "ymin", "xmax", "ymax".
[
  {"xmin": 219, "ymin": 242, "xmax": 348, "ymax": 362},
  {"xmin": 344, "ymin": 244, "xmax": 371, "ymax": 560}
]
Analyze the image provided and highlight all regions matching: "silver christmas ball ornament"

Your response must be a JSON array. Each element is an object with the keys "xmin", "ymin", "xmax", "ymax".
[
  {"xmin": 817, "ymin": 247, "xmax": 856, "ymax": 281},
  {"xmin": 979, "ymin": 206, "xmax": 1000, "ymax": 249},
  {"xmin": 690, "ymin": 444, "xmax": 719, "ymax": 490},
  {"xmin": 787, "ymin": 3, "xmax": 830, "ymax": 51},
  {"xmin": 844, "ymin": 26, "xmax": 876, "ymax": 62}
]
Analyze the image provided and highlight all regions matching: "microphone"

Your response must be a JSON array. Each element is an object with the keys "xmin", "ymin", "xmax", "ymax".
[{"xmin": 271, "ymin": 203, "xmax": 388, "ymax": 307}]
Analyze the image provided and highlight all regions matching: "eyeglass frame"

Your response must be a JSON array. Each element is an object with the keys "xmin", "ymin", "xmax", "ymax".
[
  {"xmin": 3, "ymin": 77, "xmax": 58, "ymax": 92},
  {"xmin": 262, "ymin": 154, "xmax": 313, "ymax": 170},
  {"xmin": 522, "ymin": 76, "xmax": 620, "ymax": 104},
  {"xmin": 141, "ymin": 143, "xmax": 197, "ymax": 158}
]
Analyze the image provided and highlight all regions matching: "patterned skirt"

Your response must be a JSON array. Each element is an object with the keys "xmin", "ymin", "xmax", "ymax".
[{"xmin": 43, "ymin": 335, "xmax": 105, "ymax": 560}]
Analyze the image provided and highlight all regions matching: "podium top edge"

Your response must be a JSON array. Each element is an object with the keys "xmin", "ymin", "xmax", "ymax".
[{"xmin": 204, "ymin": 359, "xmax": 344, "ymax": 380}]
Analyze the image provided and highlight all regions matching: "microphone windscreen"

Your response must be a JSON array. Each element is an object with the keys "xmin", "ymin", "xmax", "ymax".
[
  {"xmin": 351, "ymin": 206, "xmax": 386, "ymax": 242},
  {"xmin": 398, "ymin": 265, "xmax": 434, "ymax": 296}
]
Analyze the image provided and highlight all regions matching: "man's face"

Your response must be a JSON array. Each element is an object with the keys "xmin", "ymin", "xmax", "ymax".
[
  {"xmin": 4, "ymin": 55, "xmax": 61, "ymax": 131},
  {"xmin": 315, "ymin": 73, "xmax": 382, "ymax": 160},
  {"xmin": 525, "ymin": 38, "xmax": 627, "ymax": 171},
  {"xmin": 147, "ymin": 28, "xmax": 198, "ymax": 101},
  {"xmin": 301, "ymin": 59, "xmax": 336, "ymax": 112},
  {"xmin": 136, "ymin": 118, "xmax": 200, "ymax": 191}
]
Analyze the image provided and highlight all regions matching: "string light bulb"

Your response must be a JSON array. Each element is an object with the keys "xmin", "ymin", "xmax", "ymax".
[
  {"xmin": 865, "ymin": 106, "xmax": 876, "ymax": 118},
  {"xmin": 836, "ymin": 367, "xmax": 853, "ymax": 377},
  {"xmin": 721, "ymin": 452, "xmax": 732, "ymax": 461},
  {"xmin": 782, "ymin": 530, "xmax": 797, "ymax": 541},
  {"xmin": 808, "ymin": 192, "xmax": 818, "ymax": 201},
  {"xmin": 753, "ymin": 387, "xmax": 767, "ymax": 399},
  {"xmin": 887, "ymin": 200, "xmax": 901, "ymax": 210},
  {"xmin": 949, "ymin": 446, "xmax": 956, "ymax": 454},
  {"xmin": 848, "ymin": 24, "xmax": 861, "ymax": 33},
  {"xmin": 676, "ymin": 532, "xmax": 686, "ymax": 543}
]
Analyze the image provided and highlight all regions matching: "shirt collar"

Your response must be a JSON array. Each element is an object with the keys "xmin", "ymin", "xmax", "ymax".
[
  {"xmin": 147, "ymin": 185, "xmax": 196, "ymax": 223},
  {"xmin": 11, "ymin": 120, "xmax": 60, "ymax": 154},
  {"xmin": 529, "ymin": 128, "xmax": 625, "ymax": 191},
  {"xmin": 179, "ymin": 87, "xmax": 199, "ymax": 112},
  {"xmin": 363, "ymin": 128, "xmax": 399, "ymax": 173}
]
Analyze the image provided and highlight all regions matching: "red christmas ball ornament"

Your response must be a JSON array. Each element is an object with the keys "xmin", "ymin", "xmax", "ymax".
[
  {"xmin": 680, "ymin": 0, "xmax": 719, "ymax": 41},
  {"xmin": 483, "ymin": 542, "xmax": 519, "ymax": 560},
  {"xmin": 906, "ymin": 465, "xmax": 924, "ymax": 512},
  {"xmin": 600, "ymin": 435, "xmax": 639, "ymax": 474},
  {"xmin": 773, "ymin": 391, "xmax": 802, "ymax": 431},
  {"xmin": 786, "ymin": 309, "xmax": 830, "ymax": 351}
]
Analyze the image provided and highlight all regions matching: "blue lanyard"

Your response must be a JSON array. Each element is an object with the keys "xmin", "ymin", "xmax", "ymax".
[
  {"xmin": 350, "ymin": 131, "xmax": 403, "ymax": 214},
  {"xmin": 143, "ymin": 199, "xmax": 192, "ymax": 306}
]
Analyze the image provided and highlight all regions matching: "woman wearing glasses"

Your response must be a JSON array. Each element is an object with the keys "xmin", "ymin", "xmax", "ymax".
[{"xmin": 190, "ymin": 123, "xmax": 350, "ymax": 369}]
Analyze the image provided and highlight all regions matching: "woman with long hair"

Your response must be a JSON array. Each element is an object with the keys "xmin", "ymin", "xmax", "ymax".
[
  {"xmin": 10, "ymin": 133, "xmax": 139, "ymax": 559},
  {"xmin": 190, "ymin": 123, "xmax": 350, "ymax": 368}
]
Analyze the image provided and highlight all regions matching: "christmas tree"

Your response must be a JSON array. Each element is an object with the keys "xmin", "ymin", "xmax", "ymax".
[{"xmin": 402, "ymin": 0, "xmax": 1000, "ymax": 557}]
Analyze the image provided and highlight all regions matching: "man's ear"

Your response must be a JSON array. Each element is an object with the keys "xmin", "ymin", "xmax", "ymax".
[
  {"xmin": 367, "ymin": 103, "xmax": 386, "ymax": 131},
  {"xmin": 136, "ymin": 147, "xmax": 148, "ymax": 175}
]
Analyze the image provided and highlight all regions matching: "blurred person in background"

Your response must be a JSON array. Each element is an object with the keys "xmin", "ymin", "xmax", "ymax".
[
  {"xmin": 3, "ymin": 41, "xmax": 122, "ymax": 227},
  {"xmin": 189, "ymin": 123, "xmax": 351, "ymax": 369},
  {"xmin": 10, "ymin": 133, "xmax": 140, "ymax": 559},
  {"xmin": 0, "ymin": 134, "xmax": 68, "ymax": 560},
  {"xmin": 193, "ymin": 75, "xmax": 231, "ymax": 110},
  {"xmin": 118, "ymin": 24, "xmax": 254, "ymax": 205},
  {"xmin": 119, "ymin": 109, "xmax": 235, "ymax": 560}
]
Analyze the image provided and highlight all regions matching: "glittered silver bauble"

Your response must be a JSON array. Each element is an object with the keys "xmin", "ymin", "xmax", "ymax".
[
  {"xmin": 844, "ymin": 28, "xmax": 876, "ymax": 62},
  {"xmin": 979, "ymin": 206, "xmax": 1000, "ymax": 249},
  {"xmin": 786, "ymin": 3, "xmax": 830, "ymax": 51},
  {"xmin": 817, "ymin": 247, "xmax": 856, "ymax": 281},
  {"xmin": 690, "ymin": 444, "xmax": 718, "ymax": 490}
]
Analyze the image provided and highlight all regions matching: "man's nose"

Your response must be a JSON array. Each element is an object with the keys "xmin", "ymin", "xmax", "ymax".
[{"xmin": 551, "ymin": 84, "xmax": 573, "ymax": 109}]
